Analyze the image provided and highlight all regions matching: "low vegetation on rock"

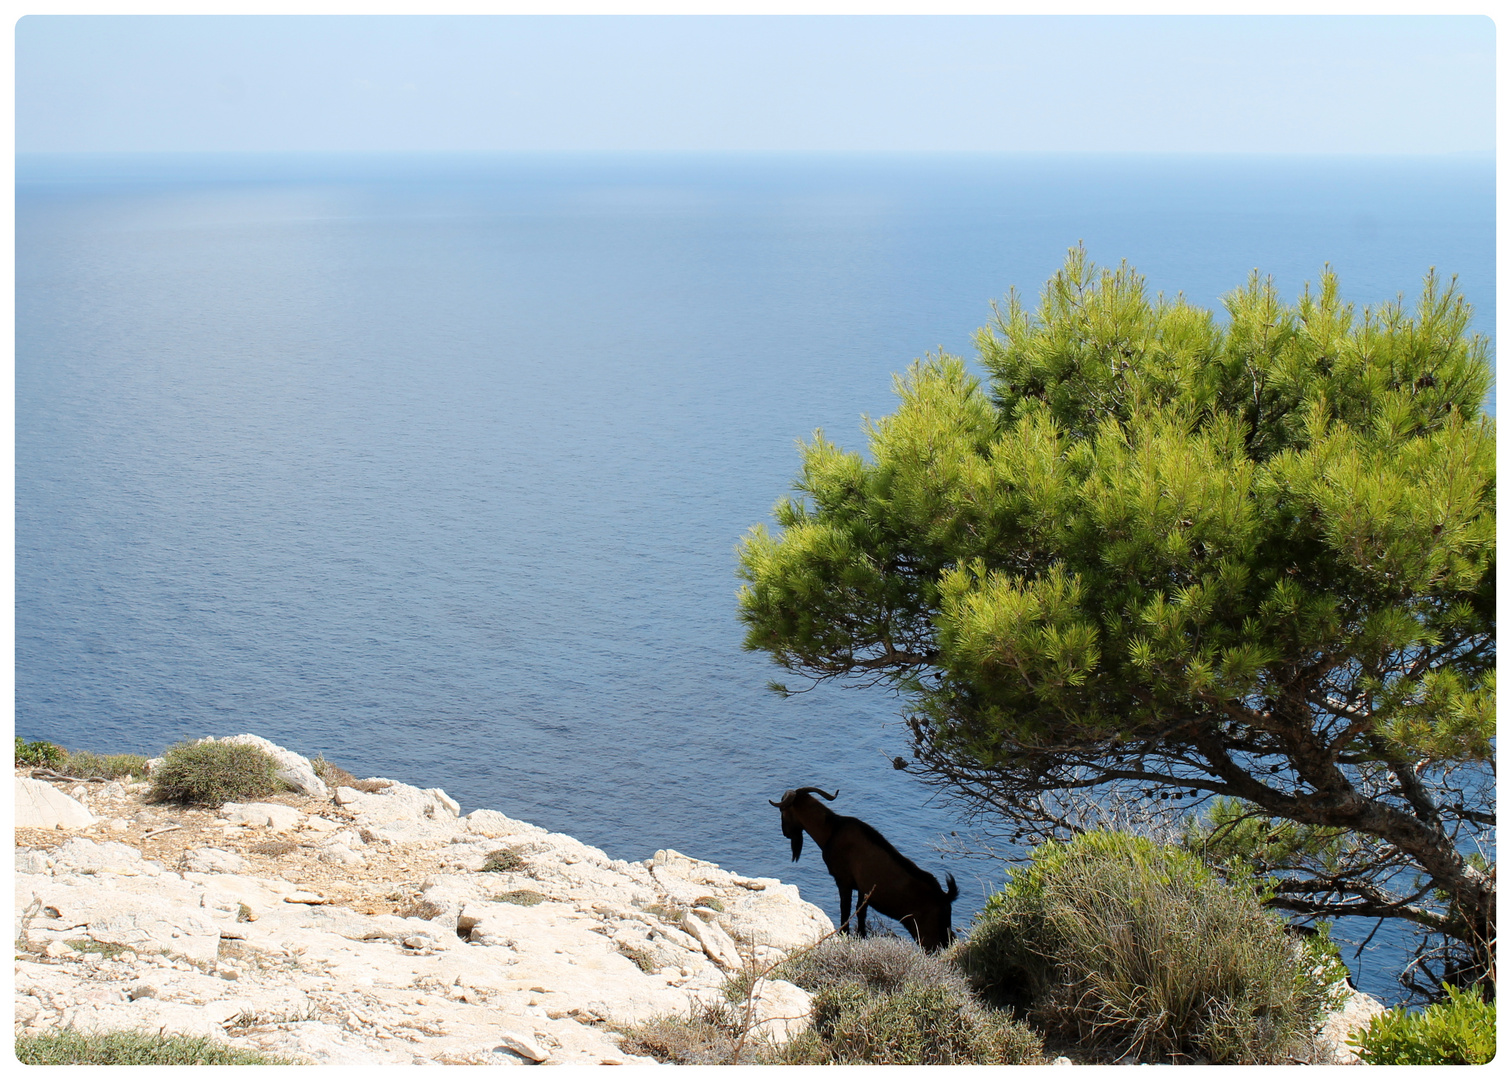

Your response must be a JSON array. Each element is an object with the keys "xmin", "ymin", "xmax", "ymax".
[
  {"xmin": 481, "ymin": 846, "xmax": 527, "ymax": 872},
  {"xmin": 15, "ymin": 1030, "xmax": 299, "ymax": 1065},
  {"xmin": 311, "ymin": 754, "xmax": 391, "ymax": 793},
  {"xmin": 779, "ymin": 936, "xmax": 1044, "ymax": 1064},
  {"xmin": 617, "ymin": 998, "xmax": 758, "ymax": 1065},
  {"xmin": 148, "ymin": 739, "xmax": 283, "ymax": 804},
  {"xmin": 16, "ymin": 737, "xmax": 150, "ymax": 779}
]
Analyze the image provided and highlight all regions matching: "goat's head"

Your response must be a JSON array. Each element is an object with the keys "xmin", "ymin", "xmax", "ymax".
[
  {"xmin": 915, "ymin": 872, "xmax": 960, "ymax": 952},
  {"xmin": 768, "ymin": 787, "xmax": 838, "ymax": 862}
]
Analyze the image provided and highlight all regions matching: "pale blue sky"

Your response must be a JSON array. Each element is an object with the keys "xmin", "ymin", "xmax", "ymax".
[{"xmin": 14, "ymin": 14, "xmax": 1497, "ymax": 155}]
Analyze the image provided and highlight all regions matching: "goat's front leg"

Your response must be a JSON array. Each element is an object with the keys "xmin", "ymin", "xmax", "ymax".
[
  {"xmin": 837, "ymin": 885, "xmax": 853, "ymax": 935},
  {"xmin": 855, "ymin": 894, "xmax": 869, "ymax": 938}
]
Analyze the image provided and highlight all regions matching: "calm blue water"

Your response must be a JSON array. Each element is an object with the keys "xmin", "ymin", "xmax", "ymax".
[{"xmin": 15, "ymin": 153, "xmax": 1494, "ymax": 1003}]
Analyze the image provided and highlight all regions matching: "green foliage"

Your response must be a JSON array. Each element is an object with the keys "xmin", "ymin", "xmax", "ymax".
[
  {"xmin": 62, "ymin": 749, "xmax": 151, "ymax": 779},
  {"xmin": 15, "ymin": 737, "xmax": 66, "ymax": 767},
  {"xmin": 491, "ymin": 889, "xmax": 546, "ymax": 906},
  {"xmin": 1349, "ymin": 984, "xmax": 1496, "ymax": 1065},
  {"xmin": 481, "ymin": 847, "xmax": 527, "ymax": 872},
  {"xmin": 790, "ymin": 980, "xmax": 1044, "ymax": 1065},
  {"xmin": 780, "ymin": 932, "xmax": 969, "ymax": 997},
  {"xmin": 737, "ymin": 247, "xmax": 1496, "ymax": 988},
  {"xmin": 776, "ymin": 935, "xmax": 1043, "ymax": 1065},
  {"xmin": 615, "ymin": 999, "xmax": 759, "ymax": 1065},
  {"xmin": 957, "ymin": 831, "xmax": 1345, "ymax": 1064},
  {"xmin": 148, "ymin": 739, "xmax": 281, "ymax": 805},
  {"xmin": 14, "ymin": 1030, "xmax": 299, "ymax": 1065}
]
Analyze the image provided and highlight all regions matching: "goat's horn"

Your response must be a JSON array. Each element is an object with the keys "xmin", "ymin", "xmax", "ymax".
[
  {"xmin": 794, "ymin": 787, "xmax": 838, "ymax": 801},
  {"xmin": 768, "ymin": 799, "xmax": 782, "ymax": 807}
]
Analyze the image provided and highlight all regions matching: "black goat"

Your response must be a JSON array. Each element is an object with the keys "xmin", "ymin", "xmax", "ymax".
[{"xmin": 770, "ymin": 786, "xmax": 958, "ymax": 951}]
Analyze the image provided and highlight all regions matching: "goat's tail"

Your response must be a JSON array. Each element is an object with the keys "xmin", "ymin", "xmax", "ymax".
[{"xmin": 944, "ymin": 873, "xmax": 959, "ymax": 902}]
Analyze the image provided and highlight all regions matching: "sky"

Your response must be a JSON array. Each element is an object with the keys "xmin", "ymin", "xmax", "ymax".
[{"xmin": 12, "ymin": 12, "xmax": 1497, "ymax": 155}]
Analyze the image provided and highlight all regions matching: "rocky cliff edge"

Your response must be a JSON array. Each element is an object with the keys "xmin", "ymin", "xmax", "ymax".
[{"xmin": 14, "ymin": 736, "xmax": 832, "ymax": 1065}]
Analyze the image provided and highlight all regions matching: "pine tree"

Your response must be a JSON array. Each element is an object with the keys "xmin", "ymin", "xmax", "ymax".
[{"xmin": 738, "ymin": 247, "xmax": 1495, "ymax": 998}]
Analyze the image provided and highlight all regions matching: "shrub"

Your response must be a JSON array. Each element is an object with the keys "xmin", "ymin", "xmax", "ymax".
[
  {"xmin": 62, "ymin": 749, "xmax": 151, "ymax": 779},
  {"xmin": 956, "ymin": 830, "xmax": 1344, "ymax": 1064},
  {"xmin": 1350, "ymin": 984, "xmax": 1496, "ymax": 1065},
  {"xmin": 311, "ymin": 754, "xmax": 391, "ymax": 793},
  {"xmin": 780, "ymin": 933, "xmax": 970, "ymax": 998},
  {"xmin": 15, "ymin": 1030, "xmax": 298, "ymax": 1065},
  {"xmin": 311, "ymin": 754, "xmax": 358, "ymax": 787},
  {"xmin": 800, "ymin": 981, "xmax": 1044, "ymax": 1065},
  {"xmin": 148, "ymin": 739, "xmax": 281, "ymax": 805},
  {"xmin": 616, "ymin": 999, "xmax": 760, "ymax": 1064},
  {"xmin": 15, "ymin": 737, "xmax": 67, "ymax": 767},
  {"xmin": 481, "ymin": 847, "xmax": 527, "ymax": 872},
  {"xmin": 619, "ymin": 943, "xmax": 661, "ymax": 973},
  {"xmin": 492, "ymin": 889, "xmax": 546, "ymax": 906},
  {"xmin": 774, "ymin": 935, "xmax": 1042, "ymax": 1065}
]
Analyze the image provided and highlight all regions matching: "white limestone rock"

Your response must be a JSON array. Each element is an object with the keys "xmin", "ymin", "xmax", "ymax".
[
  {"xmin": 414, "ymin": 875, "xmax": 478, "ymax": 932},
  {"xmin": 497, "ymin": 1030, "xmax": 550, "ymax": 1062},
  {"xmin": 15, "ymin": 777, "xmax": 97, "ymax": 830},
  {"xmin": 649, "ymin": 848, "xmax": 834, "ymax": 951},
  {"xmin": 334, "ymin": 780, "xmax": 464, "ymax": 844},
  {"xmin": 746, "ymin": 978, "xmax": 813, "ymax": 1044},
  {"xmin": 1317, "ymin": 987, "xmax": 1388, "ymax": 1064},
  {"xmin": 220, "ymin": 802, "xmax": 303, "ymax": 830},
  {"xmin": 16, "ymin": 849, "xmax": 53, "ymax": 874},
  {"xmin": 22, "ymin": 879, "xmax": 222, "ymax": 964},
  {"xmin": 681, "ymin": 910, "xmax": 742, "ymax": 970},
  {"xmin": 318, "ymin": 844, "xmax": 365, "ymax": 866},
  {"xmin": 50, "ymin": 837, "xmax": 163, "ymax": 877},
  {"xmin": 181, "ymin": 847, "xmax": 250, "ymax": 874},
  {"xmin": 464, "ymin": 808, "xmax": 548, "ymax": 839}
]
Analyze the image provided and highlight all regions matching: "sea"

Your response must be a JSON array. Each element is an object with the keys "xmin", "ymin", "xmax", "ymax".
[{"xmin": 14, "ymin": 152, "xmax": 1495, "ymax": 1005}]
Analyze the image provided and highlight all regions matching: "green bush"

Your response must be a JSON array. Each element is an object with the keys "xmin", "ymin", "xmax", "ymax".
[
  {"xmin": 1350, "ymin": 984, "xmax": 1496, "ymax": 1065},
  {"xmin": 616, "ymin": 999, "xmax": 757, "ymax": 1064},
  {"xmin": 60, "ymin": 749, "xmax": 151, "ymax": 779},
  {"xmin": 774, "ymin": 935, "xmax": 1042, "ymax": 1065},
  {"xmin": 15, "ymin": 1030, "xmax": 298, "ymax": 1065},
  {"xmin": 956, "ymin": 830, "xmax": 1344, "ymax": 1064},
  {"xmin": 15, "ymin": 737, "xmax": 67, "ymax": 767},
  {"xmin": 794, "ymin": 980, "xmax": 1044, "ymax": 1065},
  {"xmin": 148, "ymin": 739, "xmax": 281, "ymax": 805},
  {"xmin": 780, "ymin": 933, "xmax": 970, "ymax": 998}
]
